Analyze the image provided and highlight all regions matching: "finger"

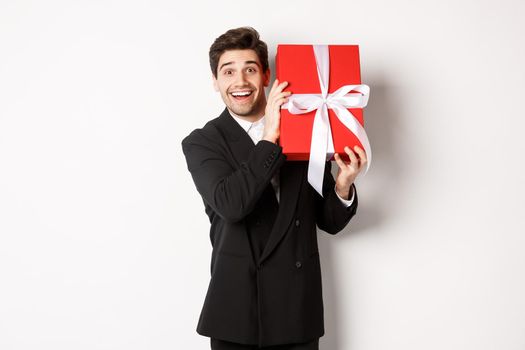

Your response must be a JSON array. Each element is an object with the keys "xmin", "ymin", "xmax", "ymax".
[
  {"xmin": 334, "ymin": 153, "xmax": 347, "ymax": 170},
  {"xmin": 276, "ymin": 81, "xmax": 289, "ymax": 93},
  {"xmin": 353, "ymin": 146, "xmax": 367, "ymax": 168},
  {"xmin": 274, "ymin": 96, "xmax": 289, "ymax": 107},
  {"xmin": 268, "ymin": 79, "xmax": 279, "ymax": 99},
  {"xmin": 345, "ymin": 146, "xmax": 359, "ymax": 167},
  {"xmin": 275, "ymin": 91, "xmax": 292, "ymax": 99},
  {"xmin": 269, "ymin": 91, "xmax": 291, "ymax": 104},
  {"xmin": 270, "ymin": 93, "xmax": 291, "ymax": 107}
]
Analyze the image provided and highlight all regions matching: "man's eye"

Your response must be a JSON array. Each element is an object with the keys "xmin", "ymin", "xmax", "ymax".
[
  {"xmin": 224, "ymin": 70, "xmax": 233, "ymax": 75},
  {"xmin": 247, "ymin": 67, "xmax": 256, "ymax": 73}
]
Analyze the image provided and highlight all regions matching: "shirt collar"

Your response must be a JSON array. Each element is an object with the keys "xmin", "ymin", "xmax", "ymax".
[{"xmin": 228, "ymin": 109, "xmax": 265, "ymax": 133}]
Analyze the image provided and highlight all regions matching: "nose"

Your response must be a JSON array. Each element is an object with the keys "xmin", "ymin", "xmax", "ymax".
[{"xmin": 234, "ymin": 71, "xmax": 248, "ymax": 86}]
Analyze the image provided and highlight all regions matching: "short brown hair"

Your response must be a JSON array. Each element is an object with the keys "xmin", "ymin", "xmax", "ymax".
[{"xmin": 209, "ymin": 27, "xmax": 269, "ymax": 78}]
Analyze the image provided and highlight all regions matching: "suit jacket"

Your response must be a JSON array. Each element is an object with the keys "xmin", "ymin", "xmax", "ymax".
[{"xmin": 181, "ymin": 108, "xmax": 358, "ymax": 347}]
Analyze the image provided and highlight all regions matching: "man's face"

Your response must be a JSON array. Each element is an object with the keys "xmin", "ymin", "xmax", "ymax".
[{"xmin": 213, "ymin": 49, "xmax": 270, "ymax": 120}]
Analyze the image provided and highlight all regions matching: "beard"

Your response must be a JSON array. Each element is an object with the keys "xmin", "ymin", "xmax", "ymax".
[{"xmin": 227, "ymin": 97, "xmax": 263, "ymax": 116}]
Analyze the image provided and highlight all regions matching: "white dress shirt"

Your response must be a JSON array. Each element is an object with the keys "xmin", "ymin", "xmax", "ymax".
[{"xmin": 228, "ymin": 110, "xmax": 355, "ymax": 207}]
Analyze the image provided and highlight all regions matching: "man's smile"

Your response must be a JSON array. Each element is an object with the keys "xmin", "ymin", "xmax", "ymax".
[{"xmin": 230, "ymin": 90, "xmax": 254, "ymax": 102}]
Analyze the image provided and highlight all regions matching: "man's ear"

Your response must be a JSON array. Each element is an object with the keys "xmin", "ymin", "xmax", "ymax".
[
  {"xmin": 263, "ymin": 69, "xmax": 271, "ymax": 87},
  {"xmin": 212, "ymin": 74, "xmax": 219, "ymax": 92}
]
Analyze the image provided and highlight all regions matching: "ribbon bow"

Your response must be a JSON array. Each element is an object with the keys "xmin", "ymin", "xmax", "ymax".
[{"xmin": 282, "ymin": 45, "xmax": 372, "ymax": 196}]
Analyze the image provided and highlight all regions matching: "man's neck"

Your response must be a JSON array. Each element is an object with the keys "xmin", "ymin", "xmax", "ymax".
[{"xmin": 227, "ymin": 108, "xmax": 265, "ymax": 123}]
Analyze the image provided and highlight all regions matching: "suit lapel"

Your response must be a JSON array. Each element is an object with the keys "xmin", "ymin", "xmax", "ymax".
[
  {"xmin": 215, "ymin": 108, "xmax": 257, "ymax": 166},
  {"xmin": 259, "ymin": 161, "xmax": 305, "ymax": 264},
  {"xmin": 215, "ymin": 108, "xmax": 305, "ymax": 265}
]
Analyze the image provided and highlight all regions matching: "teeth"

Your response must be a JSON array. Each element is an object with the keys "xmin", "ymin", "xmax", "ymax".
[{"xmin": 231, "ymin": 91, "xmax": 252, "ymax": 97}]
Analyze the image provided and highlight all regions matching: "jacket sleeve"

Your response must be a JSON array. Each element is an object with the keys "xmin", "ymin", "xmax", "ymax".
[
  {"xmin": 314, "ymin": 160, "xmax": 358, "ymax": 234},
  {"xmin": 181, "ymin": 131, "xmax": 286, "ymax": 223}
]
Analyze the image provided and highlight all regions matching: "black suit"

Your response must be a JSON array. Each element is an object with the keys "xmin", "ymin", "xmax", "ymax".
[{"xmin": 181, "ymin": 108, "xmax": 358, "ymax": 348}]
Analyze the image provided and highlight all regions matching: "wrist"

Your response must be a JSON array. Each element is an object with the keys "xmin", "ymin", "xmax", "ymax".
[
  {"xmin": 262, "ymin": 133, "xmax": 278, "ymax": 144},
  {"xmin": 335, "ymin": 183, "xmax": 352, "ymax": 200}
]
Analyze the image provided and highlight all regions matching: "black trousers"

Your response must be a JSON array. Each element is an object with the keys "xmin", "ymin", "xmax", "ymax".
[{"xmin": 210, "ymin": 337, "xmax": 319, "ymax": 350}]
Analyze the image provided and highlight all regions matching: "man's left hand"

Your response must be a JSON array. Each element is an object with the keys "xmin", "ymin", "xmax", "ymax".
[{"xmin": 333, "ymin": 145, "xmax": 367, "ymax": 200}]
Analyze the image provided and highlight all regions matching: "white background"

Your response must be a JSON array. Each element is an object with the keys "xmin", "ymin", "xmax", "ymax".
[{"xmin": 1, "ymin": 0, "xmax": 524, "ymax": 349}]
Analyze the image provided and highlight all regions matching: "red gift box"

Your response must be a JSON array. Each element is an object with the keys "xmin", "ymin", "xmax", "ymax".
[{"xmin": 276, "ymin": 44, "xmax": 367, "ymax": 162}]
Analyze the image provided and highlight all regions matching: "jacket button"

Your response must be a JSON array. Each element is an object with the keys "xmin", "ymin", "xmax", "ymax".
[
  {"xmin": 295, "ymin": 219, "xmax": 300, "ymax": 227},
  {"xmin": 295, "ymin": 261, "xmax": 302, "ymax": 268}
]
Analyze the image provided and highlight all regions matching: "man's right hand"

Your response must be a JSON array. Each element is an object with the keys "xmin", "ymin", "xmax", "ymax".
[{"xmin": 262, "ymin": 79, "xmax": 291, "ymax": 144}]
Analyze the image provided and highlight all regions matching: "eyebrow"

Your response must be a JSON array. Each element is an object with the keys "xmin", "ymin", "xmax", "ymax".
[{"xmin": 219, "ymin": 60, "xmax": 260, "ymax": 71}]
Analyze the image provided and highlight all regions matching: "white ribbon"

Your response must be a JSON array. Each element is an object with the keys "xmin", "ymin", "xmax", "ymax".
[{"xmin": 281, "ymin": 45, "xmax": 372, "ymax": 197}]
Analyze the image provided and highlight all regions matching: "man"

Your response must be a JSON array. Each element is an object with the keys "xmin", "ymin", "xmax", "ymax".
[{"xmin": 181, "ymin": 27, "xmax": 367, "ymax": 350}]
